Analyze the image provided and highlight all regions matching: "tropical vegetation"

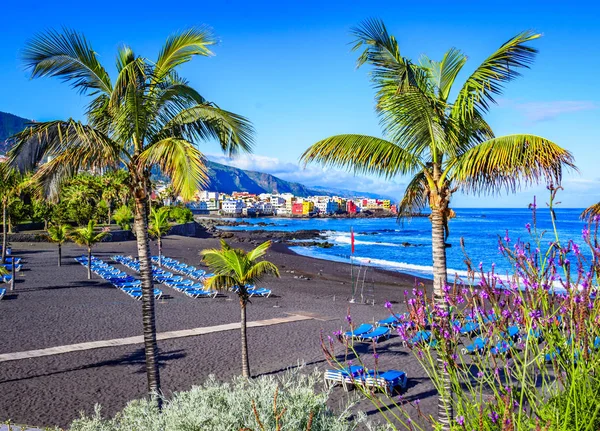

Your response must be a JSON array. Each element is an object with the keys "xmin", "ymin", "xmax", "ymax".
[
  {"xmin": 148, "ymin": 207, "xmax": 171, "ymax": 266},
  {"xmin": 324, "ymin": 189, "xmax": 600, "ymax": 431},
  {"xmin": 9, "ymin": 27, "xmax": 254, "ymax": 401},
  {"xmin": 46, "ymin": 223, "xmax": 72, "ymax": 266},
  {"xmin": 202, "ymin": 240, "xmax": 279, "ymax": 378},
  {"xmin": 301, "ymin": 19, "xmax": 575, "ymax": 427},
  {"xmin": 69, "ymin": 220, "xmax": 110, "ymax": 279}
]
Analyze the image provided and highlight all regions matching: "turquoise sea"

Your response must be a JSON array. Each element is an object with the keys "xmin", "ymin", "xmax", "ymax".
[{"xmin": 220, "ymin": 208, "xmax": 588, "ymax": 280}]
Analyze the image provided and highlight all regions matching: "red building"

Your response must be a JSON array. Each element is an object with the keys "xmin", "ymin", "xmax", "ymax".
[
  {"xmin": 291, "ymin": 203, "xmax": 304, "ymax": 215},
  {"xmin": 346, "ymin": 201, "xmax": 358, "ymax": 214}
]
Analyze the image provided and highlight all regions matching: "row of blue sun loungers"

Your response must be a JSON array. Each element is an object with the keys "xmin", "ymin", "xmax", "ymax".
[
  {"xmin": 74, "ymin": 255, "xmax": 163, "ymax": 300},
  {"xmin": 149, "ymin": 255, "xmax": 273, "ymax": 298},
  {"xmin": 151, "ymin": 256, "xmax": 210, "ymax": 280},
  {"xmin": 0, "ymin": 288, "xmax": 5, "ymax": 300},
  {"xmin": 113, "ymin": 255, "xmax": 218, "ymax": 299},
  {"xmin": 324, "ymin": 365, "xmax": 408, "ymax": 395}
]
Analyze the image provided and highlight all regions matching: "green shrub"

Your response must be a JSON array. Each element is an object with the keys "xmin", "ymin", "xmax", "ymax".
[
  {"xmin": 168, "ymin": 206, "xmax": 193, "ymax": 224},
  {"xmin": 113, "ymin": 205, "xmax": 134, "ymax": 231},
  {"xmin": 69, "ymin": 369, "xmax": 380, "ymax": 431}
]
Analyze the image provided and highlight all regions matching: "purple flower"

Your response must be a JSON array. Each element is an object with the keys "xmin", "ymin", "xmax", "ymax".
[
  {"xmin": 525, "ymin": 223, "xmax": 531, "ymax": 233},
  {"xmin": 384, "ymin": 301, "xmax": 392, "ymax": 310},
  {"xmin": 346, "ymin": 315, "xmax": 352, "ymax": 324},
  {"xmin": 456, "ymin": 416, "xmax": 465, "ymax": 426},
  {"xmin": 488, "ymin": 410, "xmax": 499, "ymax": 423},
  {"xmin": 373, "ymin": 353, "xmax": 379, "ymax": 359},
  {"xmin": 477, "ymin": 371, "xmax": 484, "ymax": 378}
]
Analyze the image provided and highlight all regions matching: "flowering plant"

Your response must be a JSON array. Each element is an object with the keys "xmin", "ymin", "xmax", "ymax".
[{"xmin": 322, "ymin": 188, "xmax": 600, "ymax": 431}]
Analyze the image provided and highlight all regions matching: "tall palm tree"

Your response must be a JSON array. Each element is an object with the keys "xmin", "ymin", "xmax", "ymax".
[
  {"xmin": 46, "ymin": 223, "xmax": 72, "ymax": 266},
  {"xmin": 9, "ymin": 27, "xmax": 254, "ymax": 400},
  {"xmin": 202, "ymin": 240, "xmax": 279, "ymax": 378},
  {"xmin": 69, "ymin": 220, "xmax": 109, "ymax": 279},
  {"xmin": 148, "ymin": 207, "xmax": 171, "ymax": 267},
  {"xmin": 301, "ymin": 19, "xmax": 575, "ymax": 428}
]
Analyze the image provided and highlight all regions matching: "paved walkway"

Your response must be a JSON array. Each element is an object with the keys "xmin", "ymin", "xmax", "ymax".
[{"xmin": 0, "ymin": 314, "xmax": 314, "ymax": 363}]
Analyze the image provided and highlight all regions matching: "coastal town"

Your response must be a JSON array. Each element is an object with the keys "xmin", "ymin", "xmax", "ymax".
[{"xmin": 185, "ymin": 190, "xmax": 397, "ymax": 216}]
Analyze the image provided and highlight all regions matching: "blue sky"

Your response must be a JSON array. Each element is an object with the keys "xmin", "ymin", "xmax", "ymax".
[{"xmin": 1, "ymin": 0, "xmax": 598, "ymax": 207}]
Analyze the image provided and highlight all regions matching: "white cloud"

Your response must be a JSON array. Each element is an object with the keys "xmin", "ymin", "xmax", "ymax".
[
  {"xmin": 506, "ymin": 100, "xmax": 597, "ymax": 123},
  {"xmin": 206, "ymin": 153, "xmax": 406, "ymax": 198}
]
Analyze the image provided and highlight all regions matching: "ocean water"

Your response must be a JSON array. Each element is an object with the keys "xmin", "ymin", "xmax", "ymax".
[{"xmin": 219, "ymin": 208, "xmax": 588, "ymax": 280}]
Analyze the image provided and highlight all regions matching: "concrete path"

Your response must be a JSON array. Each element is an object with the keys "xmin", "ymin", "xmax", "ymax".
[{"xmin": 0, "ymin": 314, "xmax": 314, "ymax": 363}]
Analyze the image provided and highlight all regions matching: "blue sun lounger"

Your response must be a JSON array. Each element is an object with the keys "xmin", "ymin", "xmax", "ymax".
[
  {"xmin": 462, "ymin": 337, "xmax": 489, "ymax": 354},
  {"xmin": 355, "ymin": 326, "xmax": 391, "ymax": 343},
  {"xmin": 365, "ymin": 370, "xmax": 408, "ymax": 395},
  {"xmin": 377, "ymin": 313, "xmax": 410, "ymax": 327},
  {"xmin": 184, "ymin": 288, "xmax": 218, "ymax": 298},
  {"xmin": 455, "ymin": 320, "xmax": 480, "ymax": 335},
  {"xmin": 4, "ymin": 257, "xmax": 21, "ymax": 264},
  {"xmin": 0, "ymin": 288, "xmax": 6, "ymax": 300},
  {"xmin": 2, "ymin": 275, "xmax": 11, "ymax": 284},
  {"xmin": 248, "ymin": 287, "xmax": 272, "ymax": 297},
  {"xmin": 404, "ymin": 331, "xmax": 437, "ymax": 347},
  {"xmin": 324, "ymin": 365, "xmax": 365, "ymax": 390},
  {"xmin": 344, "ymin": 324, "xmax": 373, "ymax": 338}
]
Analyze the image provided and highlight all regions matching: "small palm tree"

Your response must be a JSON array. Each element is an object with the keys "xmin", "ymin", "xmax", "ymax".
[
  {"xmin": 202, "ymin": 240, "xmax": 279, "ymax": 378},
  {"xmin": 69, "ymin": 220, "xmax": 110, "ymax": 279},
  {"xmin": 0, "ymin": 165, "xmax": 20, "ymax": 263},
  {"xmin": 46, "ymin": 224, "xmax": 72, "ymax": 266},
  {"xmin": 148, "ymin": 207, "xmax": 171, "ymax": 267}
]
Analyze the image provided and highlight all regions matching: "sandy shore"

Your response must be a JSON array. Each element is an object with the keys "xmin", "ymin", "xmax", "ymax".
[{"xmin": 0, "ymin": 234, "xmax": 436, "ymax": 429}]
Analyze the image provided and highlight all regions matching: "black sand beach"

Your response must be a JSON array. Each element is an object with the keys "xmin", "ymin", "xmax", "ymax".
[{"xmin": 0, "ymin": 234, "xmax": 436, "ymax": 429}]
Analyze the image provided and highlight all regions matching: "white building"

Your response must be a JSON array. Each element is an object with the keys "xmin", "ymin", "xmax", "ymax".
[
  {"xmin": 315, "ymin": 200, "xmax": 339, "ymax": 215},
  {"xmin": 221, "ymin": 199, "xmax": 244, "ymax": 215}
]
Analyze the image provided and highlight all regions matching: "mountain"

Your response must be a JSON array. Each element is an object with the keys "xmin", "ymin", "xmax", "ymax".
[
  {"xmin": 0, "ymin": 111, "xmax": 31, "ymax": 154},
  {"xmin": 0, "ymin": 111, "xmax": 393, "ymax": 200}
]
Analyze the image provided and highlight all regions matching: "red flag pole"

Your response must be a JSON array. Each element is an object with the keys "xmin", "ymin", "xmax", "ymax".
[{"xmin": 350, "ymin": 227, "xmax": 355, "ymax": 301}]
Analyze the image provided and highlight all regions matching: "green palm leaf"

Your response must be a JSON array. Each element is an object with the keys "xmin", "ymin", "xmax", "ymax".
[
  {"xmin": 398, "ymin": 171, "xmax": 429, "ymax": 218},
  {"xmin": 450, "ymin": 134, "xmax": 576, "ymax": 194},
  {"xmin": 451, "ymin": 31, "xmax": 541, "ymax": 122},
  {"xmin": 300, "ymin": 134, "xmax": 422, "ymax": 179},
  {"xmin": 155, "ymin": 27, "xmax": 216, "ymax": 79},
  {"xmin": 23, "ymin": 28, "xmax": 112, "ymax": 95},
  {"xmin": 138, "ymin": 138, "xmax": 207, "ymax": 200}
]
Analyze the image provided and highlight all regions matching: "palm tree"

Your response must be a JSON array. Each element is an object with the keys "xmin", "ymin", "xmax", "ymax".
[
  {"xmin": 9, "ymin": 27, "xmax": 253, "ymax": 400},
  {"xmin": 69, "ymin": 220, "xmax": 109, "ymax": 279},
  {"xmin": 46, "ymin": 224, "xmax": 72, "ymax": 266},
  {"xmin": 202, "ymin": 240, "xmax": 279, "ymax": 378},
  {"xmin": 148, "ymin": 207, "xmax": 171, "ymax": 267},
  {"xmin": 300, "ymin": 19, "xmax": 575, "ymax": 428},
  {"xmin": 0, "ymin": 164, "xmax": 20, "ymax": 263}
]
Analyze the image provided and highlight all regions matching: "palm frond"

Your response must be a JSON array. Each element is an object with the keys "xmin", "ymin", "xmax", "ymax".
[
  {"xmin": 158, "ymin": 104, "xmax": 254, "ymax": 156},
  {"xmin": 204, "ymin": 274, "xmax": 237, "ymax": 292},
  {"xmin": 451, "ymin": 31, "xmax": 541, "ymax": 122},
  {"xmin": 398, "ymin": 171, "xmax": 429, "ymax": 219},
  {"xmin": 436, "ymin": 48, "xmax": 467, "ymax": 102},
  {"xmin": 581, "ymin": 204, "xmax": 600, "ymax": 221},
  {"xmin": 451, "ymin": 134, "xmax": 576, "ymax": 195},
  {"xmin": 300, "ymin": 134, "xmax": 422, "ymax": 179},
  {"xmin": 246, "ymin": 260, "xmax": 279, "ymax": 280},
  {"xmin": 155, "ymin": 27, "xmax": 216, "ymax": 79},
  {"xmin": 246, "ymin": 241, "xmax": 272, "ymax": 261},
  {"xmin": 23, "ymin": 28, "xmax": 112, "ymax": 95},
  {"xmin": 9, "ymin": 120, "xmax": 121, "ymax": 172},
  {"xmin": 138, "ymin": 138, "xmax": 207, "ymax": 200},
  {"xmin": 351, "ymin": 18, "xmax": 430, "ymax": 96}
]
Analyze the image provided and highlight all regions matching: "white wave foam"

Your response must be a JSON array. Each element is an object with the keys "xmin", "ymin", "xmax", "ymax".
[
  {"xmin": 351, "ymin": 256, "xmax": 471, "ymax": 278},
  {"xmin": 330, "ymin": 235, "xmax": 400, "ymax": 247}
]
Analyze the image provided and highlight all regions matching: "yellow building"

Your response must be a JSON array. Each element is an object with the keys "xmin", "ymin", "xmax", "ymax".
[
  {"xmin": 382, "ymin": 200, "xmax": 391, "ymax": 210},
  {"xmin": 302, "ymin": 201, "xmax": 314, "ymax": 215}
]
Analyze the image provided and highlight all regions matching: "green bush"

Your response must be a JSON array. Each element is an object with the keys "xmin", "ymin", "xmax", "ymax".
[
  {"xmin": 113, "ymin": 205, "xmax": 134, "ymax": 231},
  {"xmin": 68, "ymin": 369, "xmax": 380, "ymax": 431},
  {"xmin": 168, "ymin": 206, "xmax": 193, "ymax": 224}
]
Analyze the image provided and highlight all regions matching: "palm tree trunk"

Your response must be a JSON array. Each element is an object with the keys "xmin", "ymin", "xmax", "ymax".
[
  {"xmin": 240, "ymin": 296, "xmax": 250, "ymax": 378},
  {"xmin": 58, "ymin": 244, "xmax": 62, "ymax": 267},
  {"xmin": 10, "ymin": 260, "xmax": 15, "ymax": 291},
  {"xmin": 158, "ymin": 236, "xmax": 162, "ymax": 267},
  {"xmin": 87, "ymin": 247, "xmax": 92, "ymax": 279},
  {"xmin": 133, "ymin": 194, "xmax": 162, "ymax": 405},
  {"xmin": 1, "ymin": 199, "xmax": 7, "ymax": 265},
  {"xmin": 431, "ymin": 206, "xmax": 453, "ymax": 430}
]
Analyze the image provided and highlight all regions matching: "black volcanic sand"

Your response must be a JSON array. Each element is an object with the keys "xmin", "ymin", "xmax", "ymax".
[{"xmin": 0, "ymin": 235, "xmax": 436, "ymax": 429}]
